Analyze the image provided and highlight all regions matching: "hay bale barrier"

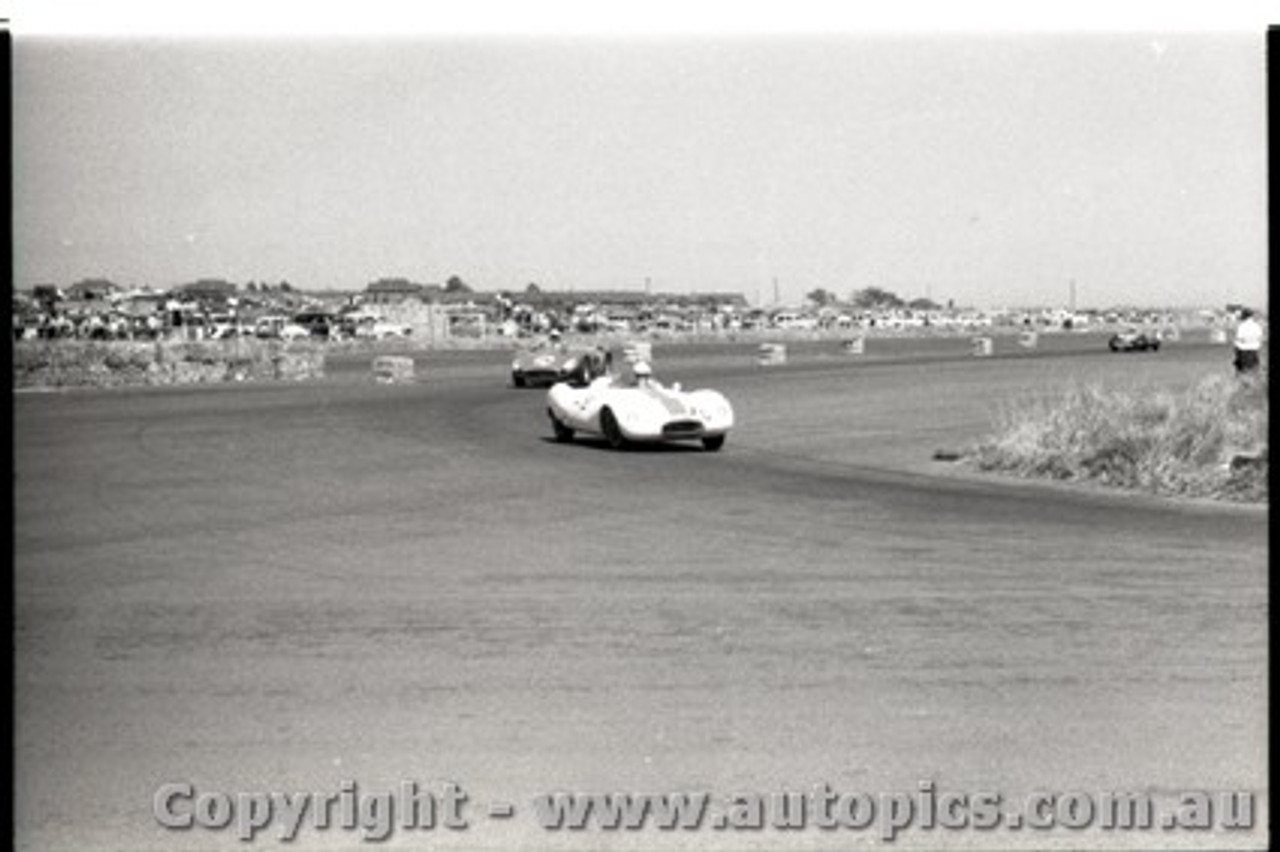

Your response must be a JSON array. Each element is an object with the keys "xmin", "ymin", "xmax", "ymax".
[
  {"xmin": 13, "ymin": 340, "xmax": 325, "ymax": 390},
  {"xmin": 756, "ymin": 342, "xmax": 788, "ymax": 366},
  {"xmin": 969, "ymin": 374, "xmax": 1268, "ymax": 503},
  {"xmin": 621, "ymin": 340, "xmax": 653, "ymax": 365},
  {"xmin": 372, "ymin": 355, "xmax": 416, "ymax": 384}
]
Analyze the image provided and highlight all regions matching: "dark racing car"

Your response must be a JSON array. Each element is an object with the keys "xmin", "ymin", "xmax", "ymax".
[
  {"xmin": 510, "ymin": 338, "xmax": 601, "ymax": 388},
  {"xmin": 1108, "ymin": 328, "xmax": 1162, "ymax": 352}
]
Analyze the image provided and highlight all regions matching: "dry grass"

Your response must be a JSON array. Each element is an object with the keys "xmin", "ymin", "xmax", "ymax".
[{"xmin": 972, "ymin": 373, "xmax": 1267, "ymax": 502}]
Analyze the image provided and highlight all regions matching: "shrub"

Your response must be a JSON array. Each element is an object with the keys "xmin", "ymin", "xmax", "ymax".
[{"xmin": 972, "ymin": 374, "xmax": 1267, "ymax": 502}]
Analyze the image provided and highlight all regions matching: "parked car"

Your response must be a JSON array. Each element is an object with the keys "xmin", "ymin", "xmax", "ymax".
[
  {"xmin": 255, "ymin": 315, "xmax": 289, "ymax": 339},
  {"xmin": 208, "ymin": 313, "xmax": 247, "ymax": 339},
  {"xmin": 292, "ymin": 310, "xmax": 336, "ymax": 339},
  {"xmin": 341, "ymin": 311, "xmax": 411, "ymax": 340},
  {"xmin": 363, "ymin": 321, "xmax": 411, "ymax": 340}
]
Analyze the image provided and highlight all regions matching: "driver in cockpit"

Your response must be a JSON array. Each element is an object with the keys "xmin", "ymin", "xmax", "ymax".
[
  {"xmin": 630, "ymin": 360, "xmax": 655, "ymax": 388},
  {"xmin": 568, "ymin": 346, "xmax": 614, "ymax": 387}
]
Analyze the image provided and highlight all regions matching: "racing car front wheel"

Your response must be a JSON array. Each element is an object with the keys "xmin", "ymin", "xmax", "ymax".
[
  {"xmin": 600, "ymin": 407, "xmax": 626, "ymax": 450},
  {"xmin": 548, "ymin": 411, "xmax": 574, "ymax": 443},
  {"xmin": 702, "ymin": 435, "xmax": 726, "ymax": 452}
]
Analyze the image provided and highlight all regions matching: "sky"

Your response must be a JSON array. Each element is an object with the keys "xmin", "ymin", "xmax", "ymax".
[{"xmin": 9, "ymin": 6, "xmax": 1271, "ymax": 309}]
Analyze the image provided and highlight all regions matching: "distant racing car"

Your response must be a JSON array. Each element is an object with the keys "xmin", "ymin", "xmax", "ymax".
[
  {"xmin": 546, "ymin": 362, "xmax": 734, "ymax": 451},
  {"xmin": 510, "ymin": 339, "xmax": 596, "ymax": 387},
  {"xmin": 1108, "ymin": 328, "xmax": 1161, "ymax": 352}
]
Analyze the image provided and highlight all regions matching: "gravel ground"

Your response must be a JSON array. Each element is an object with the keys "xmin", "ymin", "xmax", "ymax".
[{"xmin": 14, "ymin": 336, "xmax": 1266, "ymax": 850}]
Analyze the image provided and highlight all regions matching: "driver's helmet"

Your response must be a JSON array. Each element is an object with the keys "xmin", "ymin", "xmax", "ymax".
[{"xmin": 632, "ymin": 361, "xmax": 653, "ymax": 380}]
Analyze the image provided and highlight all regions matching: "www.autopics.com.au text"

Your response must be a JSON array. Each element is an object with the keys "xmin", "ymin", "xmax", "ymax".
[{"xmin": 152, "ymin": 779, "xmax": 1259, "ymax": 842}]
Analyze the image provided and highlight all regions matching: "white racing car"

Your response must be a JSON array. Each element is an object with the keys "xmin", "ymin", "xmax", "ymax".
[{"xmin": 546, "ymin": 362, "xmax": 734, "ymax": 451}]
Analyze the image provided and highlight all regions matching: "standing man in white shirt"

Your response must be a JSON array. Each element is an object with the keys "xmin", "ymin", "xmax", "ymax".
[{"xmin": 1233, "ymin": 308, "xmax": 1264, "ymax": 375}]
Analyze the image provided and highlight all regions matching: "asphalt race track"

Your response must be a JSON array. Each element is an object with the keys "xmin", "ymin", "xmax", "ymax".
[{"xmin": 14, "ymin": 336, "xmax": 1268, "ymax": 850}]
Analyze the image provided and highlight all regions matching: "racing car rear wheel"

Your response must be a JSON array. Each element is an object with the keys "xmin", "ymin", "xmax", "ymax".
[
  {"xmin": 600, "ymin": 407, "xmax": 626, "ymax": 449},
  {"xmin": 512, "ymin": 372, "xmax": 526, "ymax": 388},
  {"xmin": 702, "ymin": 435, "xmax": 726, "ymax": 452},
  {"xmin": 548, "ymin": 410, "xmax": 574, "ymax": 443}
]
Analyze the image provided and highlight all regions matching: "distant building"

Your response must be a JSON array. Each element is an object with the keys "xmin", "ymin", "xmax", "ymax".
[
  {"xmin": 511, "ymin": 289, "xmax": 748, "ymax": 310},
  {"xmin": 65, "ymin": 278, "xmax": 121, "ymax": 301},
  {"xmin": 682, "ymin": 292, "xmax": 750, "ymax": 309},
  {"xmin": 419, "ymin": 284, "xmax": 451, "ymax": 303},
  {"xmin": 365, "ymin": 278, "xmax": 427, "ymax": 304},
  {"xmin": 118, "ymin": 292, "xmax": 166, "ymax": 318},
  {"xmin": 177, "ymin": 279, "xmax": 238, "ymax": 303}
]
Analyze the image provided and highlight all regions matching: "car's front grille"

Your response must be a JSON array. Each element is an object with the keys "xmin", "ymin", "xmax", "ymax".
[{"xmin": 663, "ymin": 420, "xmax": 704, "ymax": 438}]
